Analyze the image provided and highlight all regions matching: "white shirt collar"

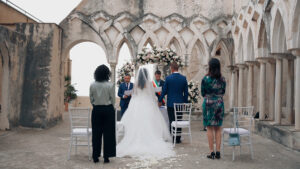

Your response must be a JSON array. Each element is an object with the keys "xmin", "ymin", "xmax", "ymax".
[{"xmin": 173, "ymin": 72, "xmax": 179, "ymax": 74}]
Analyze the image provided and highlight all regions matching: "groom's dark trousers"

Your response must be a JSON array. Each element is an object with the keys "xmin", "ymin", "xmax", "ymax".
[{"xmin": 159, "ymin": 72, "xmax": 188, "ymax": 143}]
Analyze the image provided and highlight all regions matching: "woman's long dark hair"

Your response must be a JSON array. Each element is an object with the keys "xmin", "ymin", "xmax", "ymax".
[
  {"xmin": 94, "ymin": 65, "xmax": 111, "ymax": 82},
  {"xmin": 208, "ymin": 58, "xmax": 221, "ymax": 79},
  {"xmin": 137, "ymin": 68, "xmax": 148, "ymax": 89}
]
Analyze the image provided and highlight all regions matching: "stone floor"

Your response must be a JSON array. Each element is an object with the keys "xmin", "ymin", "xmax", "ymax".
[{"xmin": 0, "ymin": 112, "xmax": 300, "ymax": 169}]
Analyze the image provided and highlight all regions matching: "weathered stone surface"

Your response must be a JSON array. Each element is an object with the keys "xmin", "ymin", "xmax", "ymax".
[
  {"xmin": 0, "ymin": 25, "xmax": 27, "ymax": 130},
  {"xmin": 0, "ymin": 112, "xmax": 300, "ymax": 169},
  {"xmin": 255, "ymin": 120, "xmax": 300, "ymax": 151},
  {"xmin": 0, "ymin": 24, "xmax": 64, "ymax": 129},
  {"xmin": 15, "ymin": 23, "xmax": 64, "ymax": 128}
]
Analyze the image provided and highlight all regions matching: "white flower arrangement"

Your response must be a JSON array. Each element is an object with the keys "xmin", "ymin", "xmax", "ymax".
[
  {"xmin": 188, "ymin": 80, "xmax": 201, "ymax": 104},
  {"xmin": 117, "ymin": 62, "xmax": 135, "ymax": 85},
  {"xmin": 136, "ymin": 46, "xmax": 184, "ymax": 67}
]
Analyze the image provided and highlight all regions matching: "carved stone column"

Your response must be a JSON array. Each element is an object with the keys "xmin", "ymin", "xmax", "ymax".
[
  {"xmin": 228, "ymin": 66, "xmax": 237, "ymax": 109},
  {"xmin": 237, "ymin": 64, "xmax": 246, "ymax": 107},
  {"xmin": 292, "ymin": 50, "xmax": 300, "ymax": 130},
  {"xmin": 110, "ymin": 63, "xmax": 117, "ymax": 84},
  {"xmin": 267, "ymin": 59, "xmax": 276, "ymax": 121},
  {"xmin": 274, "ymin": 55, "xmax": 283, "ymax": 124},
  {"xmin": 286, "ymin": 56, "xmax": 295, "ymax": 124},
  {"xmin": 258, "ymin": 59, "xmax": 267, "ymax": 120},
  {"xmin": 65, "ymin": 54, "xmax": 72, "ymax": 78},
  {"xmin": 245, "ymin": 62, "xmax": 255, "ymax": 107}
]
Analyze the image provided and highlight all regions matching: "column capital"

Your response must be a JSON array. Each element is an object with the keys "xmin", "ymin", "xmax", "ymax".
[
  {"xmin": 109, "ymin": 62, "xmax": 117, "ymax": 68},
  {"xmin": 203, "ymin": 64, "xmax": 209, "ymax": 71},
  {"xmin": 236, "ymin": 63, "xmax": 247, "ymax": 69},
  {"xmin": 257, "ymin": 57, "xmax": 274, "ymax": 63},
  {"xmin": 245, "ymin": 61, "xmax": 259, "ymax": 66},
  {"xmin": 271, "ymin": 53, "xmax": 295, "ymax": 60},
  {"xmin": 227, "ymin": 65, "xmax": 238, "ymax": 71},
  {"xmin": 291, "ymin": 49, "xmax": 300, "ymax": 57}
]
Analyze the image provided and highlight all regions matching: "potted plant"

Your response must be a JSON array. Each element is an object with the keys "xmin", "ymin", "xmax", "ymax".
[{"xmin": 64, "ymin": 76, "xmax": 77, "ymax": 111}]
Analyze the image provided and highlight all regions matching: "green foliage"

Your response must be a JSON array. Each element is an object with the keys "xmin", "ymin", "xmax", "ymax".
[{"xmin": 64, "ymin": 76, "xmax": 77, "ymax": 103}]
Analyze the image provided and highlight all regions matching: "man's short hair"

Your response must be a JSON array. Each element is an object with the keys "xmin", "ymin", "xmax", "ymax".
[
  {"xmin": 155, "ymin": 70, "xmax": 161, "ymax": 75},
  {"xmin": 170, "ymin": 62, "xmax": 179, "ymax": 71},
  {"xmin": 124, "ymin": 74, "xmax": 131, "ymax": 77}
]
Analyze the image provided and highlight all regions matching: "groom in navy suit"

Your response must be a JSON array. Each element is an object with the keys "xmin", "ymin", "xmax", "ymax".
[
  {"xmin": 159, "ymin": 62, "xmax": 188, "ymax": 143},
  {"xmin": 118, "ymin": 74, "xmax": 134, "ymax": 117}
]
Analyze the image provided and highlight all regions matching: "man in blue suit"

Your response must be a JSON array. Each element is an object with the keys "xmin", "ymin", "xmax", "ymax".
[
  {"xmin": 118, "ymin": 74, "xmax": 134, "ymax": 117},
  {"xmin": 159, "ymin": 62, "xmax": 188, "ymax": 144}
]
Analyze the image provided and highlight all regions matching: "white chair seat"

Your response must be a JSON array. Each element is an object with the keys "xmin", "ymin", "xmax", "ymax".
[
  {"xmin": 171, "ymin": 121, "xmax": 190, "ymax": 127},
  {"xmin": 117, "ymin": 121, "xmax": 124, "ymax": 133},
  {"xmin": 223, "ymin": 128, "xmax": 250, "ymax": 135},
  {"xmin": 72, "ymin": 128, "xmax": 92, "ymax": 135}
]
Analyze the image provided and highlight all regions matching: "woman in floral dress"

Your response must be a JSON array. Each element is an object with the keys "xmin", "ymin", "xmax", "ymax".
[{"xmin": 201, "ymin": 58, "xmax": 226, "ymax": 159}]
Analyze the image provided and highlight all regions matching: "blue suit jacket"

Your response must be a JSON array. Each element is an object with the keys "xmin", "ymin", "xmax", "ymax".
[
  {"xmin": 159, "ymin": 73, "xmax": 188, "ymax": 108},
  {"xmin": 118, "ymin": 82, "xmax": 134, "ymax": 108}
]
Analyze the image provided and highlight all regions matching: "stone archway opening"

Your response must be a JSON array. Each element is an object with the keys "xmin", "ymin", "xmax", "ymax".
[
  {"xmin": 187, "ymin": 39, "xmax": 206, "ymax": 81},
  {"xmin": 67, "ymin": 41, "xmax": 109, "ymax": 107},
  {"xmin": 116, "ymin": 42, "xmax": 134, "ymax": 83},
  {"xmin": 213, "ymin": 42, "xmax": 232, "ymax": 111},
  {"xmin": 141, "ymin": 42, "xmax": 156, "ymax": 81}
]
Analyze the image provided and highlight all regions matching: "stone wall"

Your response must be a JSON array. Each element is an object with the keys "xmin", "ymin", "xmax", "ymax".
[
  {"xmin": 15, "ymin": 23, "xmax": 64, "ymax": 128},
  {"xmin": 0, "ymin": 2, "xmax": 36, "ymax": 24},
  {"xmin": 74, "ymin": 0, "xmax": 248, "ymax": 19},
  {"xmin": 0, "ymin": 25, "xmax": 27, "ymax": 129},
  {"xmin": 0, "ymin": 23, "xmax": 64, "ymax": 129}
]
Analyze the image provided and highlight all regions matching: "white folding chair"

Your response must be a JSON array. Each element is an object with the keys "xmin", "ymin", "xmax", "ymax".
[
  {"xmin": 221, "ymin": 106, "xmax": 254, "ymax": 161},
  {"xmin": 115, "ymin": 104, "xmax": 124, "ymax": 143},
  {"xmin": 68, "ymin": 107, "xmax": 92, "ymax": 160},
  {"xmin": 172, "ymin": 103, "xmax": 193, "ymax": 147}
]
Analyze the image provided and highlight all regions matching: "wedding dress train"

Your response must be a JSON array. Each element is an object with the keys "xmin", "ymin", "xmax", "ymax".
[{"xmin": 117, "ymin": 67, "xmax": 175, "ymax": 160}]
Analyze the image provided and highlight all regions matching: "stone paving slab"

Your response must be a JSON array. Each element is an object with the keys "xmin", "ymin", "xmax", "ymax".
[{"xmin": 0, "ymin": 112, "xmax": 300, "ymax": 169}]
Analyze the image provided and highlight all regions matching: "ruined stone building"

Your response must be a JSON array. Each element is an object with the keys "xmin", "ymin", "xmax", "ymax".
[{"xmin": 0, "ymin": 0, "xmax": 299, "ymax": 150}]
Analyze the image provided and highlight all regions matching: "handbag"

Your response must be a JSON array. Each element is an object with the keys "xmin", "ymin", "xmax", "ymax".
[
  {"xmin": 228, "ymin": 110, "xmax": 240, "ymax": 146},
  {"xmin": 228, "ymin": 133, "xmax": 240, "ymax": 146}
]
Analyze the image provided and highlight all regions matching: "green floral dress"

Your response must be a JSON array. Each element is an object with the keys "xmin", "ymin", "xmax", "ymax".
[{"xmin": 201, "ymin": 76, "xmax": 226, "ymax": 126}]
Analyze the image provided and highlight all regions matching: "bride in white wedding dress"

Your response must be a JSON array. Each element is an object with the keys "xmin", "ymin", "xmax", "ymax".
[{"xmin": 117, "ymin": 67, "xmax": 175, "ymax": 159}]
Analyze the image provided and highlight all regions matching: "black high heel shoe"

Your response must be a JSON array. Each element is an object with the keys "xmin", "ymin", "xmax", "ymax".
[
  {"xmin": 93, "ymin": 157, "xmax": 99, "ymax": 163},
  {"xmin": 207, "ymin": 152, "xmax": 215, "ymax": 159},
  {"xmin": 215, "ymin": 151, "xmax": 221, "ymax": 159},
  {"xmin": 104, "ymin": 157, "xmax": 110, "ymax": 163}
]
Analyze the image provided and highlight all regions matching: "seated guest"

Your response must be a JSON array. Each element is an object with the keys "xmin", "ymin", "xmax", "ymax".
[{"xmin": 89, "ymin": 65, "xmax": 116, "ymax": 163}]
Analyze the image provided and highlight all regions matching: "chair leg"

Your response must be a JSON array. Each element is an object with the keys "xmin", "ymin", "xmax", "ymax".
[
  {"xmin": 173, "ymin": 127, "xmax": 177, "ymax": 147},
  {"xmin": 88, "ymin": 135, "xmax": 91, "ymax": 161},
  {"xmin": 239, "ymin": 145, "xmax": 242, "ymax": 156},
  {"xmin": 221, "ymin": 132, "xmax": 224, "ymax": 156},
  {"xmin": 249, "ymin": 136, "xmax": 254, "ymax": 159},
  {"xmin": 75, "ymin": 137, "xmax": 78, "ymax": 154},
  {"xmin": 232, "ymin": 146, "xmax": 235, "ymax": 161},
  {"xmin": 189, "ymin": 126, "xmax": 192, "ymax": 144},
  {"xmin": 68, "ymin": 136, "xmax": 73, "ymax": 160},
  {"xmin": 116, "ymin": 130, "xmax": 119, "ymax": 144}
]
